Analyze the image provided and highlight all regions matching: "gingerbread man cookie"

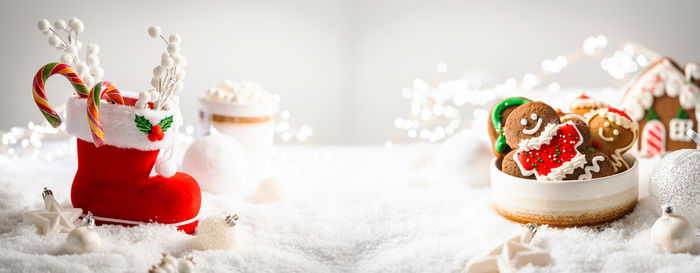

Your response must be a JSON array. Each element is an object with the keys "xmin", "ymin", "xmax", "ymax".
[
  {"xmin": 503, "ymin": 101, "xmax": 560, "ymax": 150},
  {"xmin": 587, "ymin": 107, "xmax": 638, "ymax": 173},
  {"xmin": 501, "ymin": 150, "xmax": 535, "ymax": 179},
  {"xmin": 501, "ymin": 102, "xmax": 592, "ymax": 181},
  {"xmin": 569, "ymin": 92, "xmax": 608, "ymax": 116},
  {"xmin": 563, "ymin": 151, "xmax": 615, "ymax": 180},
  {"xmin": 488, "ymin": 97, "xmax": 532, "ymax": 159}
]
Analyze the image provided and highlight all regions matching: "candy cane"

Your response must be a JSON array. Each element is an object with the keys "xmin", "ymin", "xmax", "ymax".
[
  {"xmin": 32, "ymin": 62, "xmax": 123, "ymax": 127},
  {"xmin": 87, "ymin": 81, "xmax": 125, "ymax": 146},
  {"xmin": 32, "ymin": 63, "xmax": 89, "ymax": 127}
]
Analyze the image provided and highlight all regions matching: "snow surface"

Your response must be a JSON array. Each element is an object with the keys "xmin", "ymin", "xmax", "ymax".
[{"xmin": 0, "ymin": 140, "xmax": 699, "ymax": 273}]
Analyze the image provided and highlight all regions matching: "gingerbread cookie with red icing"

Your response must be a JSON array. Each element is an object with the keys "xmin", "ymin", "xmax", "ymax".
[
  {"xmin": 502, "ymin": 102, "xmax": 596, "ymax": 180},
  {"xmin": 503, "ymin": 101, "xmax": 560, "ymax": 150},
  {"xmin": 501, "ymin": 150, "xmax": 535, "ymax": 179},
  {"xmin": 587, "ymin": 107, "xmax": 638, "ymax": 173},
  {"xmin": 566, "ymin": 119, "xmax": 592, "ymax": 153},
  {"xmin": 563, "ymin": 151, "xmax": 615, "ymax": 180},
  {"xmin": 488, "ymin": 97, "xmax": 532, "ymax": 159}
]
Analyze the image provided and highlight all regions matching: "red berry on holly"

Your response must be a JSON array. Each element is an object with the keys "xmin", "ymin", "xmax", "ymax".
[
  {"xmin": 593, "ymin": 141, "xmax": 601, "ymax": 148},
  {"xmin": 148, "ymin": 125, "xmax": 164, "ymax": 142}
]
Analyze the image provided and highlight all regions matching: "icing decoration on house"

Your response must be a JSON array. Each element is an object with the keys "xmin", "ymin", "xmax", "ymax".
[
  {"xmin": 513, "ymin": 121, "xmax": 586, "ymax": 181},
  {"xmin": 578, "ymin": 156, "xmax": 604, "ymax": 180},
  {"xmin": 620, "ymin": 57, "xmax": 700, "ymax": 155},
  {"xmin": 641, "ymin": 109, "xmax": 665, "ymax": 156},
  {"xmin": 669, "ymin": 108, "xmax": 694, "ymax": 142},
  {"xmin": 491, "ymin": 97, "xmax": 531, "ymax": 152}
]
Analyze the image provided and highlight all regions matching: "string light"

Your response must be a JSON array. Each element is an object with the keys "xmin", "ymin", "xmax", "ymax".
[
  {"xmin": 275, "ymin": 110, "xmax": 313, "ymax": 143},
  {"xmin": 388, "ymin": 35, "xmax": 661, "ymax": 146}
]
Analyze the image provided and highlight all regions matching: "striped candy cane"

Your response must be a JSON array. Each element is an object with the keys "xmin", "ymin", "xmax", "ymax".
[
  {"xmin": 32, "ymin": 63, "xmax": 123, "ymax": 127},
  {"xmin": 32, "ymin": 63, "xmax": 89, "ymax": 127},
  {"xmin": 87, "ymin": 81, "xmax": 125, "ymax": 146}
]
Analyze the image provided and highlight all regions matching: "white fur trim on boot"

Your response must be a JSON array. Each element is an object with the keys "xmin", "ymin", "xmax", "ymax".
[{"xmin": 65, "ymin": 96, "xmax": 183, "ymax": 151}]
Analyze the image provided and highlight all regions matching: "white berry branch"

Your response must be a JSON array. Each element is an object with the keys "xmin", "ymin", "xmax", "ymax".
[
  {"xmin": 37, "ymin": 18, "xmax": 104, "ymax": 88},
  {"xmin": 136, "ymin": 26, "xmax": 187, "ymax": 111}
]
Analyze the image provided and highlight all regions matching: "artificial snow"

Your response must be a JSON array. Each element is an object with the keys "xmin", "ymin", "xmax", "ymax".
[{"xmin": 0, "ymin": 140, "xmax": 699, "ymax": 272}]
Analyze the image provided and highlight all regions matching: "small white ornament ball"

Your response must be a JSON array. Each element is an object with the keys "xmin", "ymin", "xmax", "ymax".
[
  {"xmin": 155, "ymin": 157, "xmax": 177, "ymax": 178},
  {"xmin": 182, "ymin": 134, "xmax": 249, "ymax": 194},
  {"xmin": 194, "ymin": 214, "xmax": 238, "ymax": 250},
  {"xmin": 65, "ymin": 214, "xmax": 101, "ymax": 254},
  {"xmin": 175, "ymin": 69, "xmax": 186, "ymax": 81},
  {"xmin": 151, "ymin": 78, "xmax": 160, "ymax": 88},
  {"xmin": 148, "ymin": 26, "xmax": 161, "ymax": 38},
  {"xmin": 161, "ymin": 56, "xmax": 174, "ymax": 68},
  {"xmin": 54, "ymin": 19, "xmax": 67, "ymax": 31},
  {"xmin": 167, "ymin": 43, "xmax": 180, "ymax": 55},
  {"xmin": 153, "ymin": 65, "xmax": 166, "ymax": 79},
  {"xmin": 650, "ymin": 205, "xmax": 696, "ymax": 253},
  {"xmin": 649, "ymin": 148, "xmax": 700, "ymax": 226},
  {"xmin": 87, "ymin": 55, "xmax": 100, "ymax": 66},
  {"xmin": 433, "ymin": 129, "xmax": 492, "ymax": 187},
  {"xmin": 87, "ymin": 43, "xmax": 100, "ymax": 54},
  {"xmin": 60, "ymin": 53, "xmax": 73, "ymax": 64},
  {"xmin": 253, "ymin": 176, "xmax": 286, "ymax": 203},
  {"xmin": 91, "ymin": 66, "xmax": 104, "ymax": 79},
  {"xmin": 37, "ymin": 19, "xmax": 51, "ymax": 32},
  {"xmin": 175, "ymin": 56, "xmax": 188, "ymax": 68},
  {"xmin": 69, "ymin": 18, "xmax": 84, "ymax": 33},
  {"xmin": 168, "ymin": 34, "xmax": 181, "ymax": 44},
  {"xmin": 48, "ymin": 35, "xmax": 62, "ymax": 47}
]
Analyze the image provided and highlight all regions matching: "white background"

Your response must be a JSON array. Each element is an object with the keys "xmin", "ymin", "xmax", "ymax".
[{"xmin": 1, "ymin": 0, "xmax": 699, "ymax": 144}]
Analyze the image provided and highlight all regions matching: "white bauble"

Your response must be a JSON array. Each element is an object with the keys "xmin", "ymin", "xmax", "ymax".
[
  {"xmin": 650, "ymin": 205, "xmax": 695, "ymax": 253},
  {"xmin": 433, "ymin": 129, "xmax": 492, "ymax": 187},
  {"xmin": 65, "ymin": 226, "xmax": 101, "ymax": 254},
  {"xmin": 649, "ymin": 149, "xmax": 700, "ymax": 225},
  {"xmin": 194, "ymin": 215, "xmax": 237, "ymax": 250},
  {"xmin": 182, "ymin": 134, "xmax": 249, "ymax": 194},
  {"xmin": 253, "ymin": 176, "xmax": 286, "ymax": 203}
]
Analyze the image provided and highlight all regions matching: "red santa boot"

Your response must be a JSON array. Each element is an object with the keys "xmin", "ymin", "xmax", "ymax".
[{"xmin": 65, "ymin": 95, "xmax": 201, "ymax": 234}]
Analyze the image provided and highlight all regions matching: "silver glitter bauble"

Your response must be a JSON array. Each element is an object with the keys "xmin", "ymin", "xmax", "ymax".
[{"xmin": 649, "ymin": 149, "xmax": 700, "ymax": 226}]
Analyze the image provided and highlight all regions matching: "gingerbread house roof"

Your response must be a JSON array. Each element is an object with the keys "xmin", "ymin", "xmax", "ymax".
[{"xmin": 620, "ymin": 57, "xmax": 700, "ymax": 121}]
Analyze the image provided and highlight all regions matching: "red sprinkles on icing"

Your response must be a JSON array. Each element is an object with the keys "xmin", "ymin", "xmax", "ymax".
[{"xmin": 515, "ymin": 123, "xmax": 582, "ymax": 177}]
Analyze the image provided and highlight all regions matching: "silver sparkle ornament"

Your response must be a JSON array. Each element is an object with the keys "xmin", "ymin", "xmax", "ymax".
[{"xmin": 649, "ymin": 129, "xmax": 700, "ymax": 226}]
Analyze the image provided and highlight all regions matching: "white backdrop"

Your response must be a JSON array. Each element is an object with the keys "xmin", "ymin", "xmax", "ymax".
[{"xmin": 1, "ymin": 0, "xmax": 699, "ymax": 144}]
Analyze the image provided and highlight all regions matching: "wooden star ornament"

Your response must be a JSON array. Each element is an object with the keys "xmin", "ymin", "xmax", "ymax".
[
  {"xmin": 465, "ymin": 223, "xmax": 551, "ymax": 273},
  {"xmin": 23, "ymin": 187, "xmax": 83, "ymax": 235}
]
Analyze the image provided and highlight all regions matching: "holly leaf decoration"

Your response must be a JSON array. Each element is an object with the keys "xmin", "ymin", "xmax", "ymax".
[
  {"xmin": 158, "ymin": 115, "xmax": 174, "ymax": 132},
  {"xmin": 676, "ymin": 108, "xmax": 689, "ymax": 119},
  {"xmin": 135, "ymin": 115, "xmax": 153, "ymax": 134}
]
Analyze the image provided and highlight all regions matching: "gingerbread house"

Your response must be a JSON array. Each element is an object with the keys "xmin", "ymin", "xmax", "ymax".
[{"xmin": 620, "ymin": 57, "xmax": 700, "ymax": 157}]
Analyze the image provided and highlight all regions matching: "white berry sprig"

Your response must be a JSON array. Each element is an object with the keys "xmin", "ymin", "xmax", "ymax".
[
  {"xmin": 37, "ymin": 18, "xmax": 104, "ymax": 88},
  {"xmin": 136, "ymin": 26, "xmax": 187, "ymax": 111}
]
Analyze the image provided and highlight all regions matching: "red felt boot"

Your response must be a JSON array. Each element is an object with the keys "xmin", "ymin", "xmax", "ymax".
[{"xmin": 65, "ymin": 95, "xmax": 201, "ymax": 234}]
